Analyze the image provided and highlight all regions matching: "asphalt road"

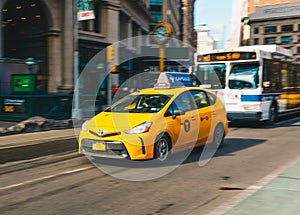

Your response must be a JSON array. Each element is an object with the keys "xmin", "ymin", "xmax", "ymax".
[{"xmin": 0, "ymin": 117, "xmax": 300, "ymax": 215}]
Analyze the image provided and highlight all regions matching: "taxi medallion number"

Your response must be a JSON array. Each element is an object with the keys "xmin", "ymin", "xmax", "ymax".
[{"xmin": 92, "ymin": 142, "xmax": 106, "ymax": 151}]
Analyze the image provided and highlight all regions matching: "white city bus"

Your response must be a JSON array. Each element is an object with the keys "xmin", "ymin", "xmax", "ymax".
[{"xmin": 194, "ymin": 45, "xmax": 300, "ymax": 124}]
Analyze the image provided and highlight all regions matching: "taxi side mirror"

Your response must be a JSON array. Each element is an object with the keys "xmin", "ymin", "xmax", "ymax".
[{"xmin": 172, "ymin": 110, "xmax": 185, "ymax": 119}]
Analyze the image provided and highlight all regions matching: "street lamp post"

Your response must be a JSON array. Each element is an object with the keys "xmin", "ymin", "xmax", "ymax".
[
  {"xmin": 161, "ymin": 0, "xmax": 167, "ymax": 72},
  {"xmin": 0, "ymin": 0, "xmax": 3, "ymax": 58},
  {"xmin": 72, "ymin": 0, "xmax": 81, "ymax": 119},
  {"xmin": 25, "ymin": 57, "xmax": 36, "ymax": 74},
  {"xmin": 151, "ymin": 0, "xmax": 172, "ymax": 72}
]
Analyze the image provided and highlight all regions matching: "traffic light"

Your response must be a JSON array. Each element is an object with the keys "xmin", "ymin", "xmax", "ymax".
[
  {"xmin": 110, "ymin": 64, "xmax": 117, "ymax": 73},
  {"xmin": 106, "ymin": 46, "xmax": 114, "ymax": 63}
]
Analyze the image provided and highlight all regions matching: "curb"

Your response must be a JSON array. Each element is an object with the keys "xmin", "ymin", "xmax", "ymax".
[
  {"xmin": 0, "ymin": 136, "xmax": 77, "ymax": 164},
  {"xmin": 0, "ymin": 117, "xmax": 85, "ymax": 164}
]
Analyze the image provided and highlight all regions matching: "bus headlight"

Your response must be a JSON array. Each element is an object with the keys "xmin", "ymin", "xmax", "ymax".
[{"xmin": 243, "ymin": 104, "xmax": 261, "ymax": 111}]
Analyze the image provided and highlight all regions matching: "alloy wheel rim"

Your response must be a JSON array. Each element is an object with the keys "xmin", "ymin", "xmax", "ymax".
[{"xmin": 157, "ymin": 139, "xmax": 168, "ymax": 160}]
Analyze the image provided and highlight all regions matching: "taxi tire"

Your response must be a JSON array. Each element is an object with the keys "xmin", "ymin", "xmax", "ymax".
[
  {"xmin": 154, "ymin": 133, "xmax": 171, "ymax": 162},
  {"xmin": 212, "ymin": 123, "xmax": 225, "ymax": 149}
]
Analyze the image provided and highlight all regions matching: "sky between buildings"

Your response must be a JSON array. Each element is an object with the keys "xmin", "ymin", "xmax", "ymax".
[{"xmin": 194, "ymin": 0, "xmax": 232, "ymax": 42}]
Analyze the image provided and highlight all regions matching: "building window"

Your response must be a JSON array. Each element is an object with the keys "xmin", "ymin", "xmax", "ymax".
[
  {"xmin": 297, "ymin": 47, "xmax": 300, "ymax": 53},
  {"xmin": 298, "ymin": 24, "xmax": 300, "ymax": 31},
  {"xmin": 264, "ymin": 37, "xmax": 276, "ymax": 44},
  {"xmin": 150, "ymin": 11, "xmax": 162, "ymax": 24},
  {"xmin": 281, "ymin": 25, "xmax": 293, "ymax": 32},
  {"xmin": 150, "ymin": 0, "xmax": 162, "ymax": 5},
  {"xmin": 298, "ymin": 35, "xmax": 300, "ymax": 42},
  {"xmin": 281, "ymin": 36, "xmax": 292, "ymax": 44},
  {"xmin": 254, "ymin": 38, "xmax": 259, "ymax": 45},
  {"xmin": 94, "ymin": 2, "xmax": 101, "ymax": 33},
  {"xmin": 264, "ymin": 26, "xmax": 277, "ymax": 34},
  {"xmin": 119, "ymin": 14, "xmax": 128, "ymax": 40},
  {"xmin": 80, "ymin": 20, "xmax": 89, "ymax": 31},
  {"xmin": 254, "ymin": 27, "xmax": 259, "ymax": 34}
]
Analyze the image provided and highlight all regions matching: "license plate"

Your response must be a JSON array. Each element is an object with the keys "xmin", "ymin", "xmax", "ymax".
[{"xmin": 92, "ymin": 142, "xmax": 106, "ymax": 151}]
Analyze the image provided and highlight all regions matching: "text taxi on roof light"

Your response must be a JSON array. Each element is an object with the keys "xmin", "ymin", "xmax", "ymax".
[{"xmin": 78, "ymin": 72, "xmax": 228, "ymax": 162}]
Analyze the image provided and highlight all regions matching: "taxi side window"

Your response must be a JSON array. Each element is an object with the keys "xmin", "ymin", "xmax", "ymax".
[
  {"xmin": 207, "ymin": 92, "xmax": 217, "ymax": 105},
  {"xmin": 165, "ymin": 92, "xmax": 195, "ymax": 116},
  {"xmin": 190, "ymin": 90, "xmax": 210, "ymax": 109},
  {"xmin": 164, "ymin": 102, "xmax": 178, "ymax": 117},
  {"xmin": 174, "ymin": 92, "xmax": 195, "ymax": 112}
]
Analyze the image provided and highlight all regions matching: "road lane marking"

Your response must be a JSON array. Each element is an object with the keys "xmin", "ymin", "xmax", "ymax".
[
  {"xmin": 0, "ymin": 166, "xmax": 93, "ymax": 192},
  {"xmin": 276, "ymin": 117, "xmax": 300, "ymax": 127},
  {"xmin": 206, "ymin": 154, "xmax": 300, "ymax": 215}
]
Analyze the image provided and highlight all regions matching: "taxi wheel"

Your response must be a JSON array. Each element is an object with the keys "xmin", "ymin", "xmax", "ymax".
[
  {"xmin": 212, "ymin": 123, "xmax": 225, "ymax": 149},
  {"xmin": 154, "ymin": 134, "xmax": 171, "ymax": 162}
]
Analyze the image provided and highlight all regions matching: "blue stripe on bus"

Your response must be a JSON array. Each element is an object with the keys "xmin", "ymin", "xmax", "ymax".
[
  {"xmin": 241, "ymin": 95, "xmax": 262, "ymax": 102},
  {"xmin": 241, "ymin": 94, "xmax": 280, "ymax": 102}
]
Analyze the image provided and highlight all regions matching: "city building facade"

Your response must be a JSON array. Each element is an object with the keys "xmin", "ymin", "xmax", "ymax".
[
  {"xmin": 0, "ymin": 0, "xmax": 153, "ymax": 94},
  {"xmin": 195, "ymin": 28, "xmax": 214, "ymax": 53},
  {"xmin": 248, "ymin": 0, "xmax": 300, "ymax": 15},
  {"xmin": 248, "ymin": 1, "xmax": 300, "ymax": 60},
  {"xmin": 149, "ymin": 0, "xmax": 194, "ymax": 45},
  {"xmin": 181, "ymin": 0, "xmax": 195, "ymax": 46}
]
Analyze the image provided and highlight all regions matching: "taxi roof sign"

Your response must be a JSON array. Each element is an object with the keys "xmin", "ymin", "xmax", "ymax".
[{"xmin": 154, "ymin": 72, "xmax": 193, "ymax": 89}]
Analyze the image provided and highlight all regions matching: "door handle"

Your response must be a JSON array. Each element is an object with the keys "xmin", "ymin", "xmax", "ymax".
[{"xmin": 201, "ymin": 116, "xmax": 209, "ymax": 121}]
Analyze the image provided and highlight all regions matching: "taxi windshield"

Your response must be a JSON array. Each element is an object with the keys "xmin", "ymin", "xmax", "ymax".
[{"xmin": 105, "ymin": 94, "xmax": 171, "ymax": 113}]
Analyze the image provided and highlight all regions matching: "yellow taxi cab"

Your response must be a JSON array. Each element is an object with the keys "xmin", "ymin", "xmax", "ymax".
[{"xmin": 78, "ymin": 72, "xmax": 228, "ymax": 162}]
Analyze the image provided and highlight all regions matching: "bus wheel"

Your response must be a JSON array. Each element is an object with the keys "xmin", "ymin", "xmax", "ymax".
[{"xmin": 267, "ymin": 102, "xmax": 277, "ymax": 125}]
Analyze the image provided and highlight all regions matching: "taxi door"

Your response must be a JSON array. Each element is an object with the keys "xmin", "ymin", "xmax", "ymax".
[
  {"xmin": 164, "ymin": 92, "xmax": 199, "ymax": 151},
  {"xmin": 190, "ymin": 90, "xmax": 213, "ymax": 146}
]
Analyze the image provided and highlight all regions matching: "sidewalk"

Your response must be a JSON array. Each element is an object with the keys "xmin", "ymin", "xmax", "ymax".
[
  {"xmin": 208, "ymin": 158, "xmax": 300, "ymax": 215},
  {"xmin": 0, "ymin": 120, "xmax": 16, "ymax": 129},
  {"xmin": 224, "ymin": 160, "xmax": 300, "ymax": 215},
  {"xmin": 0, "ymin": 128, "xmax": 76, "ymax": 148},
  {"xmin": 0, "ymin": 122, "xmax": 77, "ymax": 163}
]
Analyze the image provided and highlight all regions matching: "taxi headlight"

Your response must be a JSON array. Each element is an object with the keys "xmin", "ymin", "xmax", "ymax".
[
  {"xmin": 243, "ymin": 104, "xmax": 261, "ymax": 111},
  {"xmin": 81, "ymin": 120, "xmax": 90, "ymax": 131},
  {"xmin": 124, "ymin": 122, "xmax": 152, "ymax": 134}
]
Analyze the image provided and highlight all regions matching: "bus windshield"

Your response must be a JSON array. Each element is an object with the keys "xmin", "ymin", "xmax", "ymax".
[
  {"xmin": 196, "ymin": 64, "xmax": 226, "ymax": 89},
  {"xmin": 229, "ymin": 63, "xmax": 259, "ymax": 89}
]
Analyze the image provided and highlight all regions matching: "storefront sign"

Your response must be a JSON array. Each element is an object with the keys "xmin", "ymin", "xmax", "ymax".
[
  {"xmin": 77, "ymin": 0, "xmax": 95, "ymax": 21},
  {"xmin": 2, "ymin": 98, "xmax": 27, "ymax": 114}
]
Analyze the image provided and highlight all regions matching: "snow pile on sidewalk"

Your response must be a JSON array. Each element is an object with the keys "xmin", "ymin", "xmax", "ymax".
[{"xmin": 0, "ymin": 116, "xmax": 74, "ymax": 135}]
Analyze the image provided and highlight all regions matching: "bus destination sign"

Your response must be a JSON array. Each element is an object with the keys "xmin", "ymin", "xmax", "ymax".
[{"xmin": 197, "ymin": 51, "xmax": 257, "ymax": 62}]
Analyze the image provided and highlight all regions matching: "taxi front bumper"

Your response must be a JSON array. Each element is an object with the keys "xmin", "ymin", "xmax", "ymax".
[{"xmin": 79, "ymin": 130, "xmax": 156, "ymax": 160}]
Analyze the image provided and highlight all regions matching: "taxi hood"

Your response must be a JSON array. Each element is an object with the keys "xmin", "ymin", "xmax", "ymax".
[{"xmin": 87, "ymin": 112, "xmax": 156, "ymax": 132}]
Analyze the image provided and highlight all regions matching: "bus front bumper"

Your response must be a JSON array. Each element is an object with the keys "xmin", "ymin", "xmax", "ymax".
[{"xmin": 227, "ymin": 111, "xmax": 262, "ymax": 121}]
